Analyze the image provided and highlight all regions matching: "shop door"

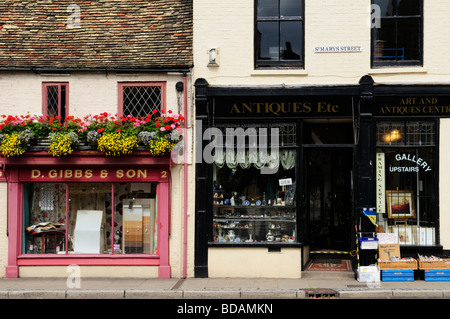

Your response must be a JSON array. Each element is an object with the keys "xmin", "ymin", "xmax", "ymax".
[{"xmin": 304, "ymin": 147, "xmax": 354, "ymax": 252}]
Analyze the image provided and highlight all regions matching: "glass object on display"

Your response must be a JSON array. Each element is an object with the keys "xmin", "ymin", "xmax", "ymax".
[
  {"xmin": 212, "ymin": 164, "xmax": 296, "ymax": 244},
  {"xmin": 23, "ymin": 182, "xmax": 157, "ymax": 255}
]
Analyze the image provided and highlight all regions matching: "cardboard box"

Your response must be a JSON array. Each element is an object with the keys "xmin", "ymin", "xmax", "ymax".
[
  {"xmin": 378, "ymin": 243, "xmax": 418, "ymax": 270},
  {"xmin": 378, "ymin": 244, "xmax": 400, "ymax": 260}
]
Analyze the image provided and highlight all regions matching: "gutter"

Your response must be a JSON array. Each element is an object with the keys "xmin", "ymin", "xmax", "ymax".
[
  {"xmin": 0, "ymin": 68, "xmax": 192, "ymax": 74},
  {"xmin": 183, "ymin": 73, "xmax": 188, "ymax": 278}
]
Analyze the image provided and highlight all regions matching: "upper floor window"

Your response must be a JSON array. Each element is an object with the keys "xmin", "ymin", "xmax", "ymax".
[
  {"xmin": 255, "ymin": 0, "xmax": 304, "ymax": 69},
  {"xmin": 118, "ymin": 82, "xmax": 166, "ymax": 117},
  {"xmin": 371, "ymin": 0, "xmax": 423, "ymax": 67},
  {"xmin": 43, "ymin": 83, "xmax": 68, "ymax": 118}
]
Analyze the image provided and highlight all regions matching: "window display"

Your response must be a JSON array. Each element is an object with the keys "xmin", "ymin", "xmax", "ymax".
[
  {"xmin": 376, "ymin": 121, "xmax": 436, "ymax": 246},
  {"xmin": 210, "ymin": 123, "xmax": 297, "ymax": 245},
  {"xmin": 212, "ymin": 165, "xmax": 296, "ymax": 244},
  {"xmin": 23, "ymin": 182, "xmax": 157, "ymax": 254}
]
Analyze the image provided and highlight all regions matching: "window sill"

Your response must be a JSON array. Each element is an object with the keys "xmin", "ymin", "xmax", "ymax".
[
  {"xmin": 208, "ymin": 242, "xmax": 303, "ymax": 248},
  {"xmin": 18, "ymin": 254, "xmax": 160, "ymax": 266},
  {"xmin": 368, "ymin": 66, "xmax": 427, "ymax": 75},
  {"xmin": 251, "ymin": 69, "xmax": 308, "ymax": 76}
]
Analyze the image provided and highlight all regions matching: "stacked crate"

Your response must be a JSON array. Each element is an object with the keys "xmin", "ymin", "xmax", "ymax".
[
  {"xmin": 418, "ymin": 257, "xmax": 450, "ymax": 281},
  {"xmin": 378, "ymin": 244, "xmax": 417, "ymax": 281}
]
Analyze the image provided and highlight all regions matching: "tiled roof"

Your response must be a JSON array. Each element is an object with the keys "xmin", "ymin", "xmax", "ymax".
[{"xmin": 0, "ymin": 0, "xmax": 192, "ymax": 70}]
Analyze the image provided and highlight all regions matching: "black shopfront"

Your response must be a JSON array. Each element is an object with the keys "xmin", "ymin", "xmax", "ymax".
[{"xmin": 194, "ymin": 76, "xmax": 445, "ymax": 278}]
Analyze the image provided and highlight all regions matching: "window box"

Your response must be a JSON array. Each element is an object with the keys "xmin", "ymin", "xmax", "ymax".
[{"xmin": 0, "ymin": 112, "xmax": 184, "ymax": 158}]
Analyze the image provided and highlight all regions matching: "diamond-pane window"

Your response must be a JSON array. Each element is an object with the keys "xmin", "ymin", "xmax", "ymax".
[
  {"xmin": 120, "ymin": 83, "xmax": 165, "ymax": 118},
  {"xmin": 43, "ymin": 83, "xmax": 68, "ymax": 118}
]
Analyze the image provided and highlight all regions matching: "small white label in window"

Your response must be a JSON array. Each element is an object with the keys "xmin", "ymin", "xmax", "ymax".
[{"xmin": 279, "ymin": 178, "xmax": 292, "ymax": 186}]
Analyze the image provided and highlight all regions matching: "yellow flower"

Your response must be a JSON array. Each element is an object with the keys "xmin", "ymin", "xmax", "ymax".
[
  {"xmin": 149, "ymin": 137, "xmax": 175, "ymax": 156},
  {"xmin": 0, "ymin": 134, "xmax": 26, "ymax": 157},
  {"xmin": 97, "ymin": 133, "xmax": 138, "ymax": 156},
  {"xmin": 49, "ymin": 133, "xmax": 74, "ymax": 157}
]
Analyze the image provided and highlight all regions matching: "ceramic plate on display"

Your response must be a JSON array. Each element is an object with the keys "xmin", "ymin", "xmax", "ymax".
[
  {"xmin": 234, "ymin": 237, "xmax": 241, "ymax": 243},
  {"xmin": 243, "ymin": 200, "xmax": 250, "ymax": 206},
  {"xmin": 256, "ymin": 200, "xmax": 261, "ymax": 206}
]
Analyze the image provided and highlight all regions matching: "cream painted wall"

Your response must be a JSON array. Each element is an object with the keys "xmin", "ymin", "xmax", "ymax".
[
  {"xmin": 0, "ymin": 71, "xmax": 195, "ymax": 278},
  {"xmin": 19, "ymin": 266, "xmax": 159, "ymax": 278},
  {"xmin": 0, "ymin": 72, "xmax": 187, "ymax": 117},
  {"xmin": 439, "ymin": 119, "xmax": 450, "ymax": 249},
  {"xmin": 208, "ymin": 247, "xmax": 302, "ymax": 278},
  {"xmin": 193, "ymin": 0, "xmax": 450, "ymax": 86}
]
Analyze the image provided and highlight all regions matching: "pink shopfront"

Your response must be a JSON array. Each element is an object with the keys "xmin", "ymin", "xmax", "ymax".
[{"xmin": 1, "ymin": 151, "xmax": 172, "ymax": 278}]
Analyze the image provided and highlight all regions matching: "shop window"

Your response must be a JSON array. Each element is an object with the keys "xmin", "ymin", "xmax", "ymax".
[
  {"xmin": 371, "ymin": 0, "xmax": 423, "ymax": 67},
  {"xmin": 119, "ymin": 82, "xmax": 165, "ymax": 117},
  {"xmin": 43, "ymin": 83, "xmax": 68, "ymax": 118},
  {"xmin": 23, "ymin": 182, "xmax": 157, "ymax": 255},
  {"xmin": 376, "ymin": 121, "xmax": 436, "ymax": 246},
  {"xmin": 255, "ymin": 0, "xmax": 304, "ymax": 68},
  {"xmin": 376, "ymin": 120, "xmax": 435, "ymax": 146},
  {"xmin": 212, "ymin": 123, "xmax": 297, "ymax": 244}
]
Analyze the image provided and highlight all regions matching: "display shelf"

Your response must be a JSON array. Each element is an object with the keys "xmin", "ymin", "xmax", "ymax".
[{"xmin": 212, "ymin": 205, "xmax": 296, "ymax": 244}]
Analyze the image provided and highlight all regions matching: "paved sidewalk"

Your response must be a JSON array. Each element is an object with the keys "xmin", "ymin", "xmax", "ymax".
[{"xmin": 1, "ymin": 270, "xmax": 450, "ymax": 299}]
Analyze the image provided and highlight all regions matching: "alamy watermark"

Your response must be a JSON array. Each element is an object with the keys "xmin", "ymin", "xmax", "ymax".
[
  {"xmin": 369, "ymin": 4, "xmax": 381, "ymax": 29},
  {"xmin": 66, "ymin": 264, "xmax": 81, "ymax": 288},
  {"xmin": 66, "ymin": 4, "xmax": 81, "ymax": 29},
  {"xmin": 175, "ymin": 121, "xmax": 282, "ymax": 174}
]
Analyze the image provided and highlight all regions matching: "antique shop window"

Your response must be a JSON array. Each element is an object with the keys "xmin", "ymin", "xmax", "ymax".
[
  {"xmin": 118, "ymin": 82, "xmax": 166, "ymax": 117},
  {"xmin": 212, "ymin": 123, "xmax": 297, "ymax": 244},
  {"xmin": 255, "ymin": 0, "xmax": 304, "ymax": 68},
  {"xmin": 371, "ymin": 0, "xmax": 423, "ymax": 67},
  {"xmin": 23, "ymin": 182, "xmax": 157, "ymax": 254},
  {"xmin": 42, "ymin": 83, "xmax": 69, "ymax": 119},
  {"xmin": 376, "ymin": 121, "xmax": 436, "ymax": 246}
]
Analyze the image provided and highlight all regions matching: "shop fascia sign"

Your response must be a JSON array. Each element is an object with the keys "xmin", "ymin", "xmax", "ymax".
[
  {"xmin": 374, "ymin": 96, "xmax": 450, "ymax": 116},
  {"xmin": 215, "ymin": 96, "xmax": 353, "ymax": 118},
  {"xmin": 20, "ymin": 168, "xmax": 169, "ymax": 182}
]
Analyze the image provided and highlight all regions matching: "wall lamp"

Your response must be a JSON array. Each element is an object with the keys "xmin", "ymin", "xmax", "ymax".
[{"xmin": 208, "ymin": 47, "xmax": 219, "ymax": 67}]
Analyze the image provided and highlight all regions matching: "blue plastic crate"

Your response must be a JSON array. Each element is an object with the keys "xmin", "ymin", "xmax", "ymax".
[
  {"xmin": 424, "ymin": 269, "xmax": 450, "ymax": 281},
  {"xmin": 381, "ymin": 269, "xmax": 414, "ymax": 282},
  {"xmin": 359, "ymin": 237, "xmax": 378, "ymax": 250}
]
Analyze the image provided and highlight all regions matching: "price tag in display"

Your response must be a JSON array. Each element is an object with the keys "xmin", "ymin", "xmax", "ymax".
[{"xmin": 279, "ymin": 178, "xmax": 292, "ymax": 186}]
